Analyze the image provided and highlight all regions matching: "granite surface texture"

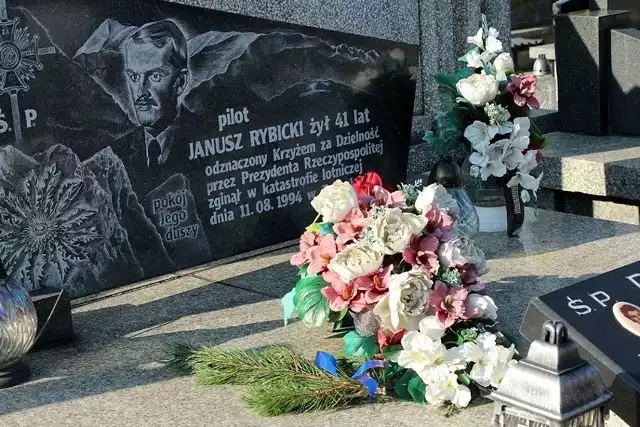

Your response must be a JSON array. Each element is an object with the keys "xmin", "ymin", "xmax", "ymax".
[
  {"xmin": 1, "ymin": 209, "xmax": 638, "ymax": 426},
  {"xmin": 539, "ymin": 132, "xmax": 640, "ymax": 201},
  {"xmin": 167, "ymin": 0, "xmax": 424, "ymax": 115},
  {"xmin": 610, "ymin": 28, "xmax": 640, "ymax": 135},
  {"xmin": 555, "ymin": 10, "xmax": 630, "ymax": 134}
]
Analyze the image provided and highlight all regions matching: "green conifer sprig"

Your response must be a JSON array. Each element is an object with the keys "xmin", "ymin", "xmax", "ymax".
[{"xmin": 166, "ymin": 345, "xmax": 376, "ymax": 415}]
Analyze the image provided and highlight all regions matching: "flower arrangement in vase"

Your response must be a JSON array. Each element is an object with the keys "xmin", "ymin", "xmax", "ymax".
[
  {"xmin": 170, "ymin": 172, "xmax": 516, "ymax": 416},
  {"xmin": 425, "ymin": 14, "xmax": 549, "ymax": 236}
]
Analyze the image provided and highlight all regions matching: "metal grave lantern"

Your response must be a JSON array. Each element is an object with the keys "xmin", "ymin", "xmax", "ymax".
[{"xmin": 490, "ymin": 321, "xmax": 612, "ymax": 427}]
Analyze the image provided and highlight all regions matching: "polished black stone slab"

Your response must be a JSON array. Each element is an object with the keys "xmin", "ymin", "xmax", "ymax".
[
  {"xmin": 521, "ymin": 262, "xmax": 640, "ymax": 426},
  {"xmin": 0, "ymin": 0, "xmax": 418, "ymax": 298}
]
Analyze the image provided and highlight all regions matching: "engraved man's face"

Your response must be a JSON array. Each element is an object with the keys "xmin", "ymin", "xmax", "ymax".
[{"xmin": 124, "ymin": 41, "xmax": 187, "ymax": 130}]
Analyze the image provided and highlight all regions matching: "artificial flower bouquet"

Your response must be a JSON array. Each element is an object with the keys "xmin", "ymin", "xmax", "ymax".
[
  {"xmin": 425, "ymin": 14, "xmax": 548, "ymax": 205},
  {"xmin": 169, "ymin": 172, "xmax": 516, "ymax": 416},
  {"xmin": 280, "ymin": 172, "xmax": 516, "ymax": 412}
]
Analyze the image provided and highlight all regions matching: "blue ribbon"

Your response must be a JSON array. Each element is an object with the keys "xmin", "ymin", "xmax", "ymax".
[{"xmin": 314, "ymin": 351, "xmax": 386, "ymax": 399}]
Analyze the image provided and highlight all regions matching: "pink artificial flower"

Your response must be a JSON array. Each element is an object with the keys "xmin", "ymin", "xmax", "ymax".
[
  {"xmin": 507, "ymin": 74, "xmax": 540, "ymax": 109},
  {"xmin": 358, "ymin": 185, "xmax": 406, "ymax": 209},
  {"xmin": 290, "ymin": 231, "xmax": 319, "ymax": 267},
  {"xmin": 425, "ymin": 205, "xmax": 454, "ymax": 242},
  {"xmin": 307, "ymin": 234, "xmax": 337, "ymax": 275},
  {"xmin": 429, "ymin": 281, "xmax": 469, "ymax": 328},
  {"xmin": 459, "ymin": 264, "xmax": 486, "ymax": 292},
  {"xmin": 353, "ymin": 265, "xmax": 392, "ymax": 305},
  {"xmin": 333, "ymin": 208, "xmax": 367, "ymax": 246},
  {"xmin": 321, "ymin": 271, "xmax": 367, "ymax": 312},
  {"xmin": 377, "ymin": 328, "xmax": 407, "ymax": 351},
  {"xmin": 403, "ymin": 235, "xmax": 440, "ymax": 275}
]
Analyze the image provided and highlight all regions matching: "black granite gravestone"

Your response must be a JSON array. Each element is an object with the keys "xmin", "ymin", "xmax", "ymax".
[
  {"xmin": 0, "ymin": 0, "xmax": 418, "ymax": 298},
  {"xmin": 521, "ymin": 262, "xmax": 640, "ymax": 426}
]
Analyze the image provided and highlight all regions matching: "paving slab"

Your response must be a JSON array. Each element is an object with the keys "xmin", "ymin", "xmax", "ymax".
[{"xmin": 0, "ymin": 209, "xmax": 638, "ymax": 426}]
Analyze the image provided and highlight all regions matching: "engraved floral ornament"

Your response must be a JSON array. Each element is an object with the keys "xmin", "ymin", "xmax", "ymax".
[{"xmin": 0, "ymin": 165, "xmax": 99, "ymax": 290}]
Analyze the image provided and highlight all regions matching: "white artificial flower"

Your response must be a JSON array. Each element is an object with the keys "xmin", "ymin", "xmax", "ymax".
[
  {"xmin": 425, "ymin": 373, "xmax": 472, "ymax": 408},
  {"xmin": 310, "ymin": 180, "xmax": 358, "ymax": 222},
  {"xmin": 398, "ymin": 333, "xmax": 467, "ymax": 384},
  {"xmin": 464, "ymin": 121, "xmax": 499, "ymax": 153},
  {"xmin": 463, "ymin": 333, "xmax": 499, "ymax": 387},
  {"xmin": 507, "ymin": 172, "xmax": 544, "ymax": 202},
  {"xmin": 485, "ymin": 27, "xmax": 503, "ymax": 54},
  {"xmin": 487, "ymin": 343, "xmax": 517, "ymax": 387},
  {"xmin": 373, "ymin": 269, "xmax": 432, "ymax": 332},
  {"xmin": 418, "ymin": 315, "xmax": 446, "ymax": 340},
  {"xmin": 470, "ymin": 165, "xmax": 481, "ymax": 178},
  {"xmin": 500, "ymin": 136, "xmax": 529, "ymax": 170},
  {"xmin": 328, "ymin": 244, "xmax": 384, "ymax": 283},
  {"xmin": 456, "ymin": 74, "xmax": 499, "ymax": 107},
  {"xmin": 466, "ymin": 294, "xmax": 499, "ymax": 321},
  {"xmin": 467, "ymin": 28, "xmax": 484, "ymax": 48},
  {"xmin": 369, "ymin": 208, "xmax": 427, "ymax": 255},
  {"xmin": 511, "ymin": 117, "xmax": 531, "ymax": 139},
  {"xmin": 465, "ymin": 50, "xmax": 484, "ymax": 68},
  {"xmin": 477, "ymin": 142, "xmax": 508, "ymax": 180},
  {"xmin": 518, "ymin": 150, "xmax": 538, "ymax": 174},
  {"xmin": 438, "ymin": 236, "xmax": 488, "ymax": 275},
  {"xmin": 464, "ymin": 333, "xmax": 517, "ymax": 388},
  {"xmin": 493, "ymin": 52, "xmax": 514, "ymax": 73},
  {"xmin": 414, "ymin": 183, "xmax": 459, "ymax": 216}
]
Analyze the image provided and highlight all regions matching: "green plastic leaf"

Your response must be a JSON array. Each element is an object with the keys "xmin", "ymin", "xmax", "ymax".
[
  {"xmin": 281, "ymin": 288, "xmax": 296, "ymax": 326},
  {"xmin": 293, "ymin": 275, "xmax": 330, "ymax": 328},
  {"xmin": 328, "ymin": 308, "xmax": 348, "ymax": 324},
  {"xmin": 305, "ymin": 223, "xmax": 321, "ymax": 233},
  {"xmin": 343, "ymin": 331, "xmax": 378, "ymax": 358},
  {"xmin": 458, "ymin": 373, "xmax": 472, "ymax": 387},
  {"xmin": 382, "ymin": 344, "xmax": 403, "ymax": 363},
  {"xmin": 384, "ymin": 362, "xmax": 405, "ymax": 381},
  {"xmin": 455, "ymin": 67, "xmax": 475, "ymax": 80},
  {"xmin": 298, "ymin": 266, "xmax": 309, "ymax": 279},
  {"xmin": 394, "ymin": 369, "xmax": 417, "ymax": 401},
  {"xmin": 496, "ymin": 70, "xmax": 508, "ymax": 82},
  {"xmin": 408, "ymin": 375, "xmax": 427, "ymax": 404}
]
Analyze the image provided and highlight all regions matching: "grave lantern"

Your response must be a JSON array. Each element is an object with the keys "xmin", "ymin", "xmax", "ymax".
[{"xmin": 490, "ymin": 321, "xmax": 612, "ymax": 427}]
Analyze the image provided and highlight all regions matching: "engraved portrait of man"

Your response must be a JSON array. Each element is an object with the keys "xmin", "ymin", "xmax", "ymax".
[
  {"xmin": 124, "ymin": 20, "xmax": 189, "ymax": 167},
  {"xmin": 111, "ymin": 19, "xmax": 201, "ymax": 196}
]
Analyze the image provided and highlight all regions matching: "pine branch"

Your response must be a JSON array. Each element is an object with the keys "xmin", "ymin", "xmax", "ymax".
[
  {"xmin": 166, "ymin": 344, "xmax": 382, "ymax": 416},
  {"xmin": 245, "ymin": 375, "xmax": 368, "ymax": 416}
]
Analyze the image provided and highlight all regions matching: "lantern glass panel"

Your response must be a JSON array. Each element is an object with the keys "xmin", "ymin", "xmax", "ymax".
[
  {"xmin": 502, "ymin": 413, "xmax": 549, "ymax": 427},
  {"xmin": 567, "ymin": 409, "xmax": 604, "ymax": 427}
]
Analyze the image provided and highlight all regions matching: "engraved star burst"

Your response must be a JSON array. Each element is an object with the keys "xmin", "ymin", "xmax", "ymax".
[
  {"xmin": 0, "ymin": 17, "xmax": 43, "ymax": 95},
  {"xmin": 0, "ymin": 165, "xmax": 99, "ymax": 290}
]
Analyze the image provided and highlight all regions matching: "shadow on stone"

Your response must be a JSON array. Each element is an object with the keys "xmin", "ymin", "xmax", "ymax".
[{"xmin": 0, "ymin": 281, "xmax": 287, "ymax": 414}]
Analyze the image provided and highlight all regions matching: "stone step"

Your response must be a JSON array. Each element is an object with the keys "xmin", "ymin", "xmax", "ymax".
[{"xmin": 537, "ymin": 132, "xmax": 640, "ymax": 224}]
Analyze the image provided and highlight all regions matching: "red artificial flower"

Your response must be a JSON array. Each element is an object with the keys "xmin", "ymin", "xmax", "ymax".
[
  {"xmin": 377, "ymin": 328, "xmax": 407, "ymax": 351},
  {"xmin": 352, "ymin": 171, "xmax": 393, "ymax": 196},
  {"xmin": 507, "ymin": 74, "xmax": 540, "ymax": 109}
]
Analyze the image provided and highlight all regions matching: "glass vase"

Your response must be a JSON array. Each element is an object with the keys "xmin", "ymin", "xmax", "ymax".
[
  {"xmin": 0, "ymin": 279, "xmax": 38, "ymax": 370},
  {"xmin": 449, "ymin": 187, "xmax": 480, "ymax": 239}
]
